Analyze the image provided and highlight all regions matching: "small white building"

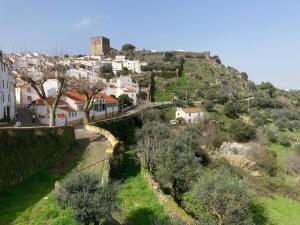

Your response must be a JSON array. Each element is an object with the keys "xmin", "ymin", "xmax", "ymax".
[
  {"xmin": 103, "ymin": 76, "xmax": 139, "ymax": 105},
  {"xmin": 15, "ymin": 78, "xmax": 59, "ymax": 108},
  {"xmin": 176, "ymin": 107, "xmax": 204, "ymax": 124},
  {"xmin": 32, "ymin": 91, "xmax": 119, "ymax": 126},
  {"xmin": 0, "ymin": 57, "xmax": 16, "ymax": 120}
]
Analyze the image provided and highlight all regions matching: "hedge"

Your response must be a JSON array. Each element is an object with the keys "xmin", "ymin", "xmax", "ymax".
[{"xmin": 0, "ymin": 126, "xmax": 76, "ymax": 188}]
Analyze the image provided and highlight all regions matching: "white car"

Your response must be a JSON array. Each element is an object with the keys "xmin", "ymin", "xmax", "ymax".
[{"xmin": 170, "ymin": 119, "xmax": 177, "ymax": 125}]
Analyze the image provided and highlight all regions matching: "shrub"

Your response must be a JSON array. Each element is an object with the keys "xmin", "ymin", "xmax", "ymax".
[
  {"xmin": 274, "ymin": 117, "xmax": 290, "ymax": 130},
  {"xmin": 279, "ymin": 135, "xmax": 291, "ymax": 147},
  {"xmin": 293, "ymin": 144, "xmax": 300, "ymax": 156},
  {"xmin": 265, "ymin": 125, "xmax": 279, "ymax": 143},
  {"xmin": 192, "ymin": 168, "xmax": 254, "ymax": 225},
  {"xmin": 245, "ymin": 143, "xmax": 277, "ymax": 175},
  {"xmin": 55, "ymin": 172, "xmax": 118, "ymax": 225},
  {"xmin": 229, "ymin": 121, "xmax": 256, "ymax": 142},
  {"xmin": 122, "ymin": 43, "xmax": 136, "ymax": 51},
  {"xmin": 224, "ymin": 102, "xmax": 241, "ymax": 118},
  {"xmin": 142, "ymin": 109, "xmax": 166, "ymax": 123},
  {"xmin": 285, "ymin": 154, "xmax": 300, "ymax": 174},
  {"xmin": 203, "ymin": 100, "xmax": 214, "ymax": 112}
]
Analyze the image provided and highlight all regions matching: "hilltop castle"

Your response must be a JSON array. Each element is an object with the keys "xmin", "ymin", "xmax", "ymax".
[{"xmin": 90, "ymin": 36, "xmax": 111, "ymax": 56}]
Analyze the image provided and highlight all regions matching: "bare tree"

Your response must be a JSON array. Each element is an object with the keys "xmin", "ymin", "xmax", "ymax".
[
  {"xmin": 20, "ymin": 60, "xmax": 68, "ymax": 126},
  {"xmin": 71, "ymin": 77, "xmax": 106, "ymax": 125}
]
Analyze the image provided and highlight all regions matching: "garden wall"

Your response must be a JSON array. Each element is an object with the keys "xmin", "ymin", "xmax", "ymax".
[{"xmin": 0, "ymin": 126, "xmax": 76, "ymax": 188}]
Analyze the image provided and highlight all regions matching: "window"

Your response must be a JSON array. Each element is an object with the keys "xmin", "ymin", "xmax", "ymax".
[
  {"xmin": 189, "ymin": 113, "xmax": 191, "ymax": 117},
  {"xmin": 27, "ymin": 96, "xmax": 32, "ymax": 101},
  {"xmin": 2, "ymin": 80, "xmax": 4, "ymax": 88},
  {"xmin": 7, "ymin": 94, "xmax": 9, "ymax": 102},
  {"xmin": 69, "ymin": 112, "xmax": 72, "ymax": 118},
  {"xmin": 178, "ymin": 113, "xmax": 179, "ymax": 116},
  {"xmin": 2, "ymin": 94, "xmax": 4, "ymax": 102},
  {"xmin": 27, "ymin": 87, "xmax": 31, "ymax": 93},
  {"xmin": 6, "ymin": 82, "xmax": 8, "ymax": 89}
]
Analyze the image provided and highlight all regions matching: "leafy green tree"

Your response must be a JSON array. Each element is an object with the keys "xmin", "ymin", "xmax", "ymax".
[
  {"xmin": 224, "ymin": 102, "xmax": 241, "ymax": 118},
  {"xmin": 142, "ymin": 109, "xmax": 166, "ymax": 123},
  {"xmin": 122, "ymin": 43, "xmax": 136, "ymax": 51},
  {"xmin": 136, "ymin": 121, "xmax": 170, "ymax": 173},
  {"xmin": 137, "ymin": 91, "xmax": 148, "ymax": 101},
  {"xmin": 203, "ymin": 100, "xmax": 214, "ymax": 112},
  {"xmin": 55, "ymin": 172, "xmax": 118, "ymax": 225},
  {"xmin": 155, "ymin": 126, "xmax": 209, "ymax": 198},
  {"xmin": 228, "ymin": 120, "xmax": 256, "ymax": 142},
  {"xmin": 118, "ymin": 94, "xmax": 133, "ymax": 110},
  {"xmin": 192, "ymin": 169, "xmax": 254, "ymax": 225}
]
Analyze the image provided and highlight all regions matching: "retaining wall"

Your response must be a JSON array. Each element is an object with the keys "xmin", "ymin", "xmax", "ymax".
[{"xmin": 0, "ymin": 126, "xmax": 76, "ymax": 188}]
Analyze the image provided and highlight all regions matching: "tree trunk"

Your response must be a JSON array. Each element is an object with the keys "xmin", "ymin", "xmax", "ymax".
[
  {"xmin": 83, "ymin": 110, "xmax": 90, "ymax": 125},
  {"xmin": 49, "ymin": 108, "xmax": 56, "ymax": 127}
]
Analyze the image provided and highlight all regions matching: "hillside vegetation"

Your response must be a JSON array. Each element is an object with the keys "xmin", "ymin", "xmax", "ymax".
[{"xmin": 135, "ymin": 53, "xmax": 300, "ymax": 225}]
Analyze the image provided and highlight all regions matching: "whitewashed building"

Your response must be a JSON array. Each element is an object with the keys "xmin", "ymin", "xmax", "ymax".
[
  {"xmin": 31, "ymin": 91, "xmax": 118, "ymax": 126},
  {"xmin": 176, "ymin": 107, "xmax": 204, "ymax": 124},
  {"xmin": 103, "ymin": 76, "xmax": 139, "ymax": 105},
  {"xmin": 15, "ymin": 78, "xmax": 59, "ymax": 108},
  {"xmin": 0, "ymin": 55, "xmax": 16, "ymax": 120}
]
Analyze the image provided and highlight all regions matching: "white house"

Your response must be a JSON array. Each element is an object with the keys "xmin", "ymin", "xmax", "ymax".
[
  {"xmin": 103, "ymin": 76, "xmax": 139, "ymax": 105},
  {"xmin": 31, "ymin": 91, "xmax": 119, "ymax": 126},
  {"xmin": 0, "ymin": 56, "xmax": 16, "ymax": 120},
  {"xmin": 176, "ymin": 107, "xmax": 204, "ymax": 124},
  {"xmin": 15, "ymin": 78, "xmax": 59, "ymax": 108}
]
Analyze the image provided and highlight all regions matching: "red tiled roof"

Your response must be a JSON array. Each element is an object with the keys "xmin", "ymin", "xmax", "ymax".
[
  {"xmin": 64, "ymin": 90, "xmax": 85, "ymax": 103},
  {"xmin": 64, "ymin": 90, "xmax": 118, "ymax": 104},
  {"xmin": 123, "ymin": 88, "xmax": 136, "ymax": 93},
  {"xmin": 96, "ymin": 93, "xmax": 118, "ymax": 103},
  {"xmin": 180, "ymin": 107, "xmax": 202, "ymax": 113},
  {"xmin": 31, "ymin": 96, "xmax": 68, "ymax": 106}
]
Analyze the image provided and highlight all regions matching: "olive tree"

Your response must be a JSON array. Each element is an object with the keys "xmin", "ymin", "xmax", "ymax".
[
  {"xmin": 192, "ymin": 169, "xmax": 254, "ymax": 225},
  {"xmin": 136, "ymin": 121, "xmax": 170, "ymax": 173},
  {"xmin": 55, "ymin": 172, "xmax": 118, "ymax": 225}
]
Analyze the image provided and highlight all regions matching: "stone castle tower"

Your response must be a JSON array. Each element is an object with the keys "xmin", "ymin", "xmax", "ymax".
[{"xmin": 90, "ymin": 36, "xmax": 110, "ymax": 56}]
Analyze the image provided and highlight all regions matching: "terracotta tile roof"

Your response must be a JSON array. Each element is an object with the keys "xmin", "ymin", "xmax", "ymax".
[
  {"xmin": 31, "ymin": 96, "xmax": 68, "ymax": 106},
  {"xmin": 64, "ymin": 90, "xmax": 85, "ymax": 103},
  {"xmin": 96, "ymin": 93, "xmax": 118, "ymax": 103},
  {"xmin": 180, "ymin": 107, "xmax": 202, "ymax": 113},
  {"xmin": 64, "ymin": 90, "xmax": 118, "ymax": 104},
  {"xmin": 123, "ymin": 88, "xmax": 136, "ymax": 93}
]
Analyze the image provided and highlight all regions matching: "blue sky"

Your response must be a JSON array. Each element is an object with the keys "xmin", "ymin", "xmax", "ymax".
[{"xmin": 1, "ymin": 0, "xmax": 300, "ymax": 89}]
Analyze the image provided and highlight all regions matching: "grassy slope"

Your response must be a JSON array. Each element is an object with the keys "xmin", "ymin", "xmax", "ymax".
[
  {"xmin": 257, "ymin": 196, "xmax": 300, "ymax": 225},
  {"xmin": 115, "ymin": 150, "xmax": 168, "ymax": 225},
  {"xmin": 0, "ymin": 138, "xmax": 107, "ymax": 225}
]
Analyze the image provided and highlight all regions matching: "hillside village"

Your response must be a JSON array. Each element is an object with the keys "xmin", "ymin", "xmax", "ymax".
[{"xmin": 1, "ymin": 35, "xmax": 300, "ymax": 225}]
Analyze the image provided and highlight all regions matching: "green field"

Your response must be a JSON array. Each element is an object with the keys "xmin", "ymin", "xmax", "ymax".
[
  {"xmin": 115, "ymin": 150, "xmax": 169, "ymax": 225},
  {"xmin": 257, "ymin": 196, "xmax": 300, "ymax": 225}
]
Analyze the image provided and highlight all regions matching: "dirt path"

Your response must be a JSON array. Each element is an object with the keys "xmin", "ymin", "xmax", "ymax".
[{"xmin": 74, "ymin": 128, "xmax": 111, "ymax": 176}]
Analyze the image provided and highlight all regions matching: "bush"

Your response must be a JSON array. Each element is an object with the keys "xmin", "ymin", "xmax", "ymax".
[
  {"xmin": 192, "ymin": 168, "xmax": 254, "ymax": 225},
  {"xmin": 143, "ymin": 109, "xmax": 166, "ymax": 123},
  {"xmin": 265, "ymin": 125, "xmax": 279, "ymax": 143},
  {"xmin": 224, "ymin": 102, "xmax": 242, "ymax": 118},
  {"xmin": 279, "ymin": 135, "xmax": 291, "ymax": 147},
  {"xmin": 245, "ymin": 143, "xmax": 277, "ymax": 175},
  {"xmin": 229, "ymin": 121, "xmax": 256, "ymax": 142},
  {"xmin": 55, "ymin": 172, "xmax": 118, "ymax": 225},
  {"xmin": 274, "ymin": 117, "xmax": 290, "ymax": 130},
  {"xmin": 203, "ymin": 100, "xmax": 214, "ymax": 112},
  {"xmin": 285, "ymin": 154, "xmax": 300, "ymax": 174}
]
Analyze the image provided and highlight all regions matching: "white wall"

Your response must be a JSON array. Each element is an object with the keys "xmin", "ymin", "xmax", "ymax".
[{"xmin": 0, "ymin": 61, "xmax": 15, "ymax": 119}]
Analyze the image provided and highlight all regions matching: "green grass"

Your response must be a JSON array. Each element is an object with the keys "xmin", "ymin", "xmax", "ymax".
[
  {"xmin": 256, "ymin": 196, "xmax": 300, "ymax": 225},
  {"xmin": 115, "ymin": 150, "xmax": 168, "ymax": 225},
  {"xmin": 164, "ymin": 106, "xmax": 176, "ymax": 121}
]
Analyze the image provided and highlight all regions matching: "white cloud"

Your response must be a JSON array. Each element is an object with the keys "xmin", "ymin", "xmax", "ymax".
[{"xmin": 74, "ymin": 17, "xmax": 94, "ymax": 29}]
